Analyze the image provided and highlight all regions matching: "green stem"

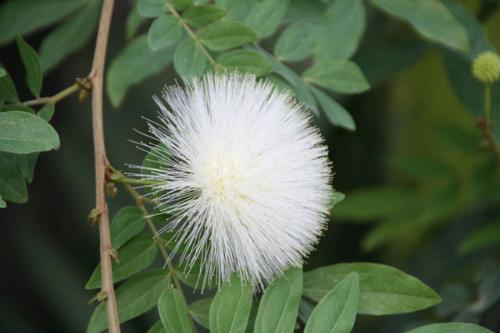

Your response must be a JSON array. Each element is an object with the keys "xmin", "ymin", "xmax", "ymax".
[
  {"xmin": 120, "ymin": 182, "xmax": 198, "ymax": 333},
  {"xmin": 22, "ymin": 78, "xmax": 90, "ymax": 107},
  {"xmin": 484, "ymin": 84, "xmax": 492, "ymax": 126}
]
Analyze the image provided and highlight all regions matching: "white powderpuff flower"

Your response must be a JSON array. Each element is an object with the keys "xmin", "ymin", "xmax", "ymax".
[{"xmin": 134, "ymin": 73, "xmax": 332, "ymax": 289}]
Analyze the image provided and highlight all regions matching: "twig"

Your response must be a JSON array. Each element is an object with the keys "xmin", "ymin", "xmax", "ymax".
[
  {"xmin": 21, "ymin": 78, "xmax": 91, "ymax": 106},
  {"xmin": 121, "ymin": 182, "xmax": 198, "ymax": 333},
  {"xmin": 90, "ymin": 1, "xmax": 120, "ymax": 332}
]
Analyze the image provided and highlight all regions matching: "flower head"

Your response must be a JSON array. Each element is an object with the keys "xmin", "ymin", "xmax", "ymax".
[
  {"xmin": 472, "ymin": 51, "xmax": 500, "ymax": 84},
  {"xmin": 135, "ymin": 73, "xmax": 332, "ymax": 288}
]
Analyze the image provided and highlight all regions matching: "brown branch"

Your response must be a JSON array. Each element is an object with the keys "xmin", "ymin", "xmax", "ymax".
[{"xmin": 90, "ymin": 1, "xmax": 120, "ymax": 332}]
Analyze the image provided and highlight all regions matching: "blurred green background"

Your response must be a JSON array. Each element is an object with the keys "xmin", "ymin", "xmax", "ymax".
[{"xmin": 1, "ymin": 0, "xmax": 500, "ymax": 332}]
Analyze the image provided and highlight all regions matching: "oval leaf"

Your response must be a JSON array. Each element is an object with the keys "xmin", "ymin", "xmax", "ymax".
[
  {"xmin": 0, "ymin": 111, "xmax": 59, "ymax": 154},
  {"xmin": 209, "ymin": 276, "xmax": 253, "ymax": 333},
  {"xmin": 148, "ymin": 14, "xmax": 183, "ymax": 50},
  {"xmin": 198, "ymin": 21, "xmax": 258, "ymax": 51},
  {"xmin": 16, "ymin": 35, "xmax": 43, "ymax": 97},
  {"xmin": 254, "ymin": 267, "xmax": 303, "ymax": 333},
  {"xmin": 312, "ymin": 87, "xmax": 355, "ymax": 131},
  {"xmin": 85, "ymin": 235, "xmax": 158, "ymax": 289},
  {"xmin": 138, "ymin": 0, "xmax": 168, "ymax": 17},
  {"xmin": 174, "ymin": 37, "xmax": 207, "ymax": 80},
  {"xmin": 404, "ymin": 323, "xmax": 494, "ymax": 333},
  {"xmin": 110, "ymin": 206, "xmax": 146, "ymax": 249},
  {"xmin": 183, "ymin": 4, "xmax": 226, "ymax": 28},
  {"xmin": 0, "ymin": 66, "xmax": 19, "ymax": 103},
  {"xmin": 303, "ymin": 59, "xmax": 369, "ymax": 94},
  {"xmin": 315, "ymin": 0, "xmax": 365, "ymax": 61},
  {"xmin": 86, "ymin": 269, "xmax": 170, "ymax": 333},
  {"xmin": 158, "ymin": 284, "xmax": 192, "ymax": 333},
  {"xmin": 245, "ymin": 0, "xmax": 289, "ymax": 38},
  {"xmin": 371, "ymin": 0, "xmax": 469, "ymax": 53},
  {"xmin": 304, "ymin": 272, "xmax": 359, "ymax": 333},
  {"xmin": 274, "ymin": 21, "xmax": 320, "ymax": 62},
  {"xmin": 190, "ymin": 298, "xmax": 212, "ymax": 329},
  {"xmin": 217, "ymin": 49, "xmax": 271, "ymax": 76},
  {"xmin": 303, "ymin": 263, "xmax": 441, "ymax": 315}
]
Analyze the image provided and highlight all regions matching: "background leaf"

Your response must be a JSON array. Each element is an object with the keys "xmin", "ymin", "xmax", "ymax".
[
  {"xmin": 16, "ymin": 35, "xmax": 43, "ymax": 97},
  {"xmin": 0, "ymin": 111, "xmax": 59, "ymax": 154},
  {"xmin": 182, "ymin": 5, "xmax": 226, "ymax": 28},
  {"xmin": 370, "ymin": 0, "xmax": 469, "ymax": 52},
  {"xmin": 190, "ymin": 298, "xmax": 212, "ymax": 329},
  {"xmin": 174, "ymin": 38, "xmax": 208, "ymax": 80},
  {"xmin": 39, "ymin": 2, "xmax": 99, "ymax": 71},
  {"xmin": 0, "ymin": 153, "xmax": 28, "ymax": 203},
  {"xmin": 245, "ymin": 0, "xmax": 289, "ymax": 39},
  {"xmin": 311, "ymin": 87, "xmax": 355, "ymax": 130},
  {"xmin": 110, "ymin": 206, "xmax": 146, "ymax": 249},
  {"xmin": 0, "ymin": 0, "xmax": 87, "ymax": 45},
  {"xmin": 274, "ymin": 21, "xmax": 320, "ymax": 62},
  {"xmin": 404, "ymin": 322, "xmax": 494, "ymax": 333}
]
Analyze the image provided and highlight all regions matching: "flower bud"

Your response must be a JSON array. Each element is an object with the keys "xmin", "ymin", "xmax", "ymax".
[{"xmin": 472, "ymin": 51, "xmax": 500, "ymax": 84}]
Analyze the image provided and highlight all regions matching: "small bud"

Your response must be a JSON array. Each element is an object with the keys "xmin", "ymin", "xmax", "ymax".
[
  {"xmin": 472, "ymin": 51, "xmax": 500, "ymax": 84},
  {"xmin": 106, "ymin": 182, "xmax": 117, "ymax": 197},
  {"xmin": 88, "ymin": 208, "xmax": 102, "ymax": 225}
]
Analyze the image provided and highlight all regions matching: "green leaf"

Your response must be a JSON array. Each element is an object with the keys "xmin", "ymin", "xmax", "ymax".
[
  {"xmin": 333, "ymin": 186, "xmax": 416, "ymax": 221},
  {"xmin": 138, "ymin": 0, "xmax": 168, "ymax": 17},
  {"xmin": 86, "ymin": 269, "xmax": 170, "ymax": 333},
  {"xmin": 404, "ymin": 323, "xmax": 494, "ymax": 333},
  {"xmin": 183, "ymin": 4, "xmax": 226, "ymax": 28},
  {"xmin": 0, "ymin": 195, "xmax": 6, "ymax": 208},
  {"xmin": 254, "ymin": 267, "xmax": 303, "ymax": 333},
  {"xmin": 148, "ymin": 15, "xmax": 184, "ymax": 50},
  {"xmin": 370, "ymin": 0, "xmax": 469, "ymax": 53},
  {"xmin": 0, "ymin": 68, "xmax": 5, "ymax": 77},
  {"xmin": 441, "ymin": 0, "xmax": 493, "ymax": 58},
  {"xmin": 107, "ymin": 34, "xmax": 175, "ymax": 107},
  {"xmin": 198, "ymin": 21, "xmax": 258, "ymax": 51},
  {"xmin": 209, "ymin": 276, "xmax": 253, "ymax": 333},
  {"xmin": 39, "ymin": 2, "xmax": 99, "ymax": 72},
  {"xmin": 331, "ymin": 191, "xmax": 346, "ymax": 209},
  {"xmin": 274, "ymin": 21, "xmax": 320, "ymax": 62},
  {"xmin": 85, "ymin": 235, "xmax": 158, "ymax": 289},
  {"xmin": 315, "ymin": 0, "xmax": 365, "ymax": 61},
  {"xmin": 127, "ymin": 0, "xmax": 148, "ymax": 39},
  {"xmin": 170, "ymin": 0, "xmax": 193, "ymax": 11},
  {"xmin": 459, "ymin": 221, "xmax": 500, "ymax": 254},
  {"xmin": 147, "ymin": 321, "xmax": 166, "ymax": 333},
  {"xmin": 311, "ymin": 87, "xmax": 355, "ymax": 131},
  {"xmin": 217, "ymin": 50, "xmax": 271, "ymax": 76},
  {"xmin": 303, "ymin": 60, "xmax": 369, "ymax": 94},
  {"xmin": 304, "ymin": 272, "xmax": 359, "ymax": 333},
  {"xmin": 0, "ymin": 66, "xmax": 19, "ymax": 104},
  {"xmin": 0, "ymin": 0, "xmax": 87, "ymax": 45},
  {"xmin": 0, "ymin": 153, "xmax": 27, "ymax": 203},
  {"xmin": 158, "ymin": 284, "xmax": 192, "ymax": 333},
  {"xmin": 16, "ymin": 35, "xmax": 43, "ymax": 97},
  {"xmin": 110, "ymin": 206, "xmax": 146, "ymax": 249},
  {"xmin": 245, "ymin": 0, "xmax": 289, "ymax": 39},
  {"xmin": 257, "ymin": 48, "xmax": 319, "ymax": 115},
  {"xmin": 174, "ymin": 38, "xmax": 208, "ymax": 80},
  {"xmin": 175, "ymin": 261, "xmax": 215, "ymax": 290},
  {"xmin": 0, "ymin": 111, "xmax": 59, "ymax": 154},
  {"xmin": 303, "ymin": 263, "xmax": 441, "ymax": 315},
  {"xmin": 190, "ymin": 298, "xmax": 212, "ymax": 329}
]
